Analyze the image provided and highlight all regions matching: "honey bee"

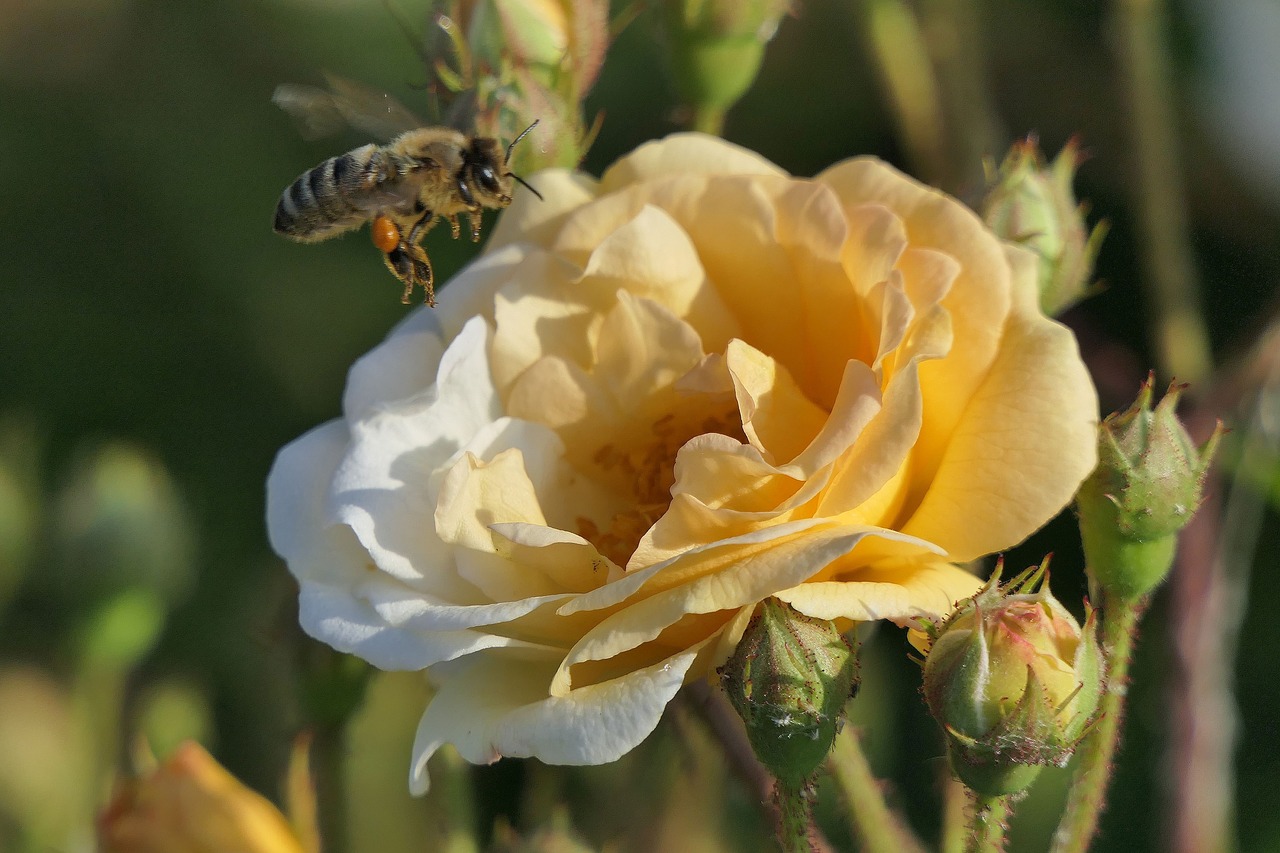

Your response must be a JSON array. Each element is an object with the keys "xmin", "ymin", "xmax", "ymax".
[{"xmin": 272, "ymin": 80, "xmax": 541, "ymax": 306}]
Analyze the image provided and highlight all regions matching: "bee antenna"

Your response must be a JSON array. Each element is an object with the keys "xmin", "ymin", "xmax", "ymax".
[
  {"xmin": 505, "ymin": 119, "xmax": 540, "ymax": 164},
  {"xmin": 510, "ymin": 173, "xmax": 544, "ymax": 201}
]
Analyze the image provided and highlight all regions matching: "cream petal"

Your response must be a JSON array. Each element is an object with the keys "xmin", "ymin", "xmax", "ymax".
[
  {"xmin": 343, "ymin": 310, "xmax": 446, "ymax": 420},
  {"xmin": 599, "ymin": 133, "xmax": 786, "ymax": 192},
  {"xmin": 489, "ymin": 523, "xmax": 623, "ymax": 590},
  {"xmin": 580, "ymin": 205, "xmax": 707, "ymax": 309},
  {"xmin": 267, "ymin": 418, "xmax": 349, "ymax": 565},
  {"xmin": 773, "ymin": 560, "xmax": 983, "ymax": 623},
  {"xmin": 489, "ymin": 260, "xmax": 602, "ymax": 393},
  {"xmin": 409, "ymin": 646, "xmax": 696, "ymax": 794},
  {"xmin": 595, "ymin": 292, "xmax": 707, "ymax": 403},
  {"xmin": 434, "ymin": 448, "xmax": 566, "ymax": 600},
  {"xmin": 329, "ymin": 319, "xmax": 500, "ymax": 587},
  {"xmin": 815, "ymin": 351, "xmax": 927, "ymax": 519},
  {"xmin": 785, "ymin": 359, "xmax": 882, "ymax": 475},
  {"xmin": 818, "ymin": 157, "xmax": 1014, "ymax": 487},
  {"xmin": 361, "ymin": 578, "xmax": 573, "ymax": 631},
  {"xmin": 899, "ymin": 248, "xmax": 1099, "ymax": 559},
  {"xmin": 556, "ymin": 524, "xmax": 928, "ymax": 683},
  {"xmin": 298, "ymin": 581, "xmax": 531, "ymax": 671},
  {"xmin": 429, "ymin": 244, "xmax": 535, "ymax": 340},
  {"xmin": 269, "ymin": 419, "xmax": 531, "ymax": 667},
  {"xmin": 552, "ymin": 203, "xmax": 740, "ymax": 352}
]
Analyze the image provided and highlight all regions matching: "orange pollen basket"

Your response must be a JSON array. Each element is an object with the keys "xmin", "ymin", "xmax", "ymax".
[{"xmin": 370, "ymin": 215, "xmax": 400, "ymax": 253}]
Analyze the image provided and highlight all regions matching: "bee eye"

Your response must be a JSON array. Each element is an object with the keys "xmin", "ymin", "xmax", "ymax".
[{"xmin": 477, "ymin": 165, "xmax": 500, "ymax": 193}]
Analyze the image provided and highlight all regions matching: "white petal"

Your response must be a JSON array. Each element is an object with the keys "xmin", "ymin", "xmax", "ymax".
[
  {"xmin": 408, "ymin": 646, "xmax": 696, "ymax": 794},
  {"xmin": 266, "ymin": 418, "xmax": 349, "ymax": 561},
  {"xmin": 343, "ymin": 310, "xmax": 446, "ymax": 420}
]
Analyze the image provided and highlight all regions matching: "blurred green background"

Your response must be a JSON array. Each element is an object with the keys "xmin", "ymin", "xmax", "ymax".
[{"xmin": 2, "ymin": 0, "xmax": 1278, "ymax": 851}]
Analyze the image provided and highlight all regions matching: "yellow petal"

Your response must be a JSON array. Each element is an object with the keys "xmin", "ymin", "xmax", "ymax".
[
  {"xmin": 599, "ymin": 133, "xmax": 787, "ymax": 191},
  {"xmin": 773, "ymin": 560, "xmax": 982, "ymax": 623},
  {"xmin": 900, "ymin": 247, "xmax": 1099, "ymax": 559}
]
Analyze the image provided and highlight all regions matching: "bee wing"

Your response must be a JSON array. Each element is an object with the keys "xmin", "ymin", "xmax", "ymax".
[{"xmin": 273, "ymin": 74, "xmax": 425, "ymax": 142}]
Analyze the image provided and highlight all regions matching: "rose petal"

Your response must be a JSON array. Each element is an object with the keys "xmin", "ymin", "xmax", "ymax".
[
  {"xmin": 409, "ymin": 646, "xmax": 696, "ymax": 794},
  {"xmin": 773, "ymin": 559, "xmax": 983, "ymax": 623},
  {"xmin": 599, "ymin": 133, "xmax": 786, "ymax": 191},
  {"xmin": 900, "ymin": 247, "xmax": 1099, "ymax": 559}
]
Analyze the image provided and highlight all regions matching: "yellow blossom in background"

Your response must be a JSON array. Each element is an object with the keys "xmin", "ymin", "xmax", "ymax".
[
  {"xmin": 97, "ymin": 741, "xmax": 308, "ymax": 853},
  {"xmin": 267, "ymin": 134, "xmax": 1098, "ymax": 792}
]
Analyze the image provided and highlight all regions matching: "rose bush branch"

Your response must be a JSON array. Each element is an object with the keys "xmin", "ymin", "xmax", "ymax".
[
  {"xmin": 1052, "ymin": 378, "xmax": 1221, "ymax": 852},
  {"xmin": 827, "ymin": 725, "xmax": 928, "ymax": 853},
  {"xmin": 967, "ymin": 793, "xmax": 1010, "ymax": 853}
]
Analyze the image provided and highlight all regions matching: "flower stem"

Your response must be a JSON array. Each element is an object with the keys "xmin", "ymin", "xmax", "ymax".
[
  {"xmin": 827, "ymin": 726, "xmax": 928, "ymax": 853},
  {"xmin": 435, "ymin": 745, "xmax": 480, "ymax": 853},
  {"xmin": 967, "ymin": 793, "xmax": 1010, "ymax": 853},
  {"xmin": 773, "ymin": 779, "xmax": 815, "ymax": 853},
  {"xmin": 1110, "ymin": 0, "xmax": 1213, "ymax": 386},
  {"xmin": 856, "ymin": 0, "xmax": 949, "ymax": 187},
  {"xmin": 1050, "ymin": 595, "xmax": 1146, "ymax": 853},
  {"xmin": 692, "ymin": 104, "xmax": 726, "ymax": 136},
  {"xmin": 941, "ymin": 774, "xmax": 969, "ymax": 853}
]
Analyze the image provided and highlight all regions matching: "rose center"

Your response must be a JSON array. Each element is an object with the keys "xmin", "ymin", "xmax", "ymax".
[{"xmin": 576, "ymin": 407, "xmax": 743, "ymax": 568}]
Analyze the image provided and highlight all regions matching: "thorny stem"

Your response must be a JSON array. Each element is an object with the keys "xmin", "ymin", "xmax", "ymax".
[
  {"xmin": 774, "ymin": 779, "xmax": 816, "ymax": 853},
  {"xmin": 827, "ymin": 726, "xmax": 929, "ymax": 853},
  {"xmin": 967, "ymin": 792, "xmax": 1010, "ymax": 853},
  {"xmin": 682, "ymin": 684, "xmax": 836, "ymax": 853},
  {"xmin": 1051, "ymin": 595, "xmax": 1145, "ymax": 853}
]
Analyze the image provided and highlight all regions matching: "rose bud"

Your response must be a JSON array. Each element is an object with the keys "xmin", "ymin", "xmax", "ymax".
[
  {"xmin": 1077, "ymin": 376, "xmax": 1223, "ymax": 603},
  {"xmin": 721, "ymin": 598, "xmax": 858, "ymax": 788},
  {"xmin": 921, "ymin": 561, "xmax": 1102, "ymax": 797},
  {"xmin": 981, "ymin": 138, "xmax": 1107, "ymax": 317},
  {"xmin": 658, "ymin": 0, "xmax": 790, "ymax": 132},
  {"xmin": 97, "ymin": 741, "xmax": 307, "ymax": 853}
]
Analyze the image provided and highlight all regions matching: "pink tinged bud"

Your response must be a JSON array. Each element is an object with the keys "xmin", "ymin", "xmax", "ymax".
[
  {"xmin": 981, "ymin": 138, "xmax": 1107, "ymax": 317},
  {"xmin": 1077, "ymin": 376, "xmax": 1223, "ymax": 602},
  {"xmin": 921, "ymin": 562, "xmax": 1102, "ymax": 797},
  {"xmin": 721, "ymin": 598, "xmax": 859, "ymax": 788}
]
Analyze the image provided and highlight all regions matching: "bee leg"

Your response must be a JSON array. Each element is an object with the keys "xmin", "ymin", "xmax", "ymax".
[
  {"xmin": 446, "ymin": 214, "xmax": 461, "ymax": 240},
  {"xmin": 406, "ymin": 209, "xmax": 434, "ymax": 245},
  {"xmin": 384, "ymin": 245, "xmax": 435, "ymax": 306},
  {"xmin": 466, "ymin": 210, "xmax": 483, "ymax": 243}
]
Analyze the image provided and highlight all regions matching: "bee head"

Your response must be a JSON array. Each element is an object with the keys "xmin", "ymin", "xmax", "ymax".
[
  {"xmin": 461, "ymin": 137, "xmax": 514, "ymax": 207},
  {"xmin": 459, "ymin": 122, "xmax": 543, "ymax": 208}
]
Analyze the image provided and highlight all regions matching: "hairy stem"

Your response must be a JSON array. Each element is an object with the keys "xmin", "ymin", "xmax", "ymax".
[
  {"xmin": 774, "ymin": 779, "xmax": 816, "ymax": 853},
  {"xmin": 967, "ymin": 793, "xmax": 1010, "ymax": 853},
  {"xmin": 1051, "ymin": 596, "xmax": 1145, "ymax": 853},
  {"xmin": 941, "ymin": 774, "xmax": 969, "ymax": 853},
  {"xmin": 827, "ymin": 726, "xmax": 928, "ymax": 853}
]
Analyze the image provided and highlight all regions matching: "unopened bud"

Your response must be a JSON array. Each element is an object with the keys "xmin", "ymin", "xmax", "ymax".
[
  {"xmin": 981, "ymin": 138, "xmax": 1106, "ymax": 316},
  {"xmin": 97, "ymin": 741, "xmax": 306, "ymax": 853},
  {"xmin": 721, "ymin": 598, "xmax": 857, "ymax": 788},
  {"xmin": 1077, "ymin": 376, "xmax": 1222, "ymax": 602},
  {"xmin": 659, "ymin": 0, "xmax": 789, "ymax": 130},
  {"xmin": 921, "ymin": 561, "xmax": 1102, "ymax": 797}
]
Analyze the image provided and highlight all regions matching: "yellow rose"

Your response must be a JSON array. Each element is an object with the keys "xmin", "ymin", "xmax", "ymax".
[
  {"xmin": 97, "ymin": 741, "xmax": 306, "ymax": 853},
  {"xmin": 267, "ymin": 134, "xmax": 1098, "ymax": 792}
]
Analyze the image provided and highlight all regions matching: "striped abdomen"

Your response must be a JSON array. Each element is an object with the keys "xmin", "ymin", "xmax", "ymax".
[{"xmin": 274, "ymin": 144, "xmax": 390, "ymax": 242}]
